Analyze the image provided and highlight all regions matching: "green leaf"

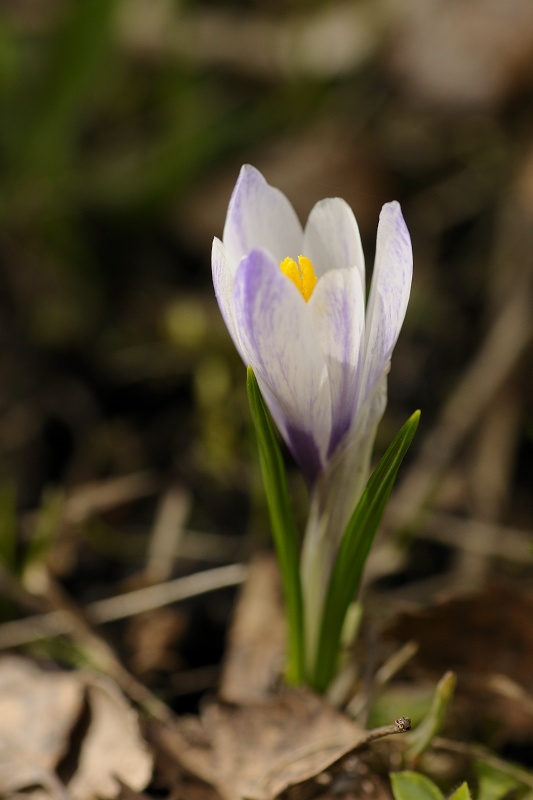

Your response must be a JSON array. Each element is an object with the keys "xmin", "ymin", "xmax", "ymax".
[
  {"xmin": 475, "ymin": 761, "xmax": 521, "ymax": 800},
  {"xmin": 246, "ymin": 367, "xmax": 305, "ymax": 684},
  {"xmin": 311, "ymin": 410, "xmax": 420, "ymax": 691},
  {"xmin": 448, "ymin": 783, "xmax": 473, "ymax": 800},
  {"xmin": 390, "ymin": 771, "xmax": 445, "ymax": 800},
  {"xmin": 17, "ymin": 0, "xmax": 116, "ymax": 174},
  {"xmin": 24, "ymin": 488, "xmax": 65, "ymax": 571},
  {"xmin": 407, "ymin": 671, "xmax": 456, "ymax": 760}
]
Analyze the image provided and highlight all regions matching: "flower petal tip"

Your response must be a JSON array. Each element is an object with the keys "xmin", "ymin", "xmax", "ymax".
[
  {"xmin": 231, "ymin": 164, "xmax": 267, "ymax": 201},
  {"xmin": 381, "ymin": 201, "xmax": 411, "ymax": 244},
  {"xmin": 211, "ymin": 235, "xmax": 223, "ymax": 255}
]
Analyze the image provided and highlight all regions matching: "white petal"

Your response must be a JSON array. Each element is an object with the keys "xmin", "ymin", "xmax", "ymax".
[
  {"xmin": 360, "ymin": 201, "xmax": 412, "ymax": 405},
  {"xmin": 223, "ymin": 165, "xmax": 303, "ymax": 263},
  {"xmin": 233, "ymin": 247, "xmax": 332, "ymax": 483},
  {"xmin": 303, "ymin": 198, "xmax": 365, "ymax": 286},
  {"xmin": 308, "ymin": 266, "xmax": 365, "ymax": 456},
  {"xmin": 212, "ymin": 236, "xmax": 243, "ymax": 357},
  {"xmin": 309, "ymin": 372, "xmax": 387, "ymax": 559}
]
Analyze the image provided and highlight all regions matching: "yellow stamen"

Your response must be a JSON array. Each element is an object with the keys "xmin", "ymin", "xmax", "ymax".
[{"xmin": 280, "ymin": 255, "xmax": 317, "ymax": 302}]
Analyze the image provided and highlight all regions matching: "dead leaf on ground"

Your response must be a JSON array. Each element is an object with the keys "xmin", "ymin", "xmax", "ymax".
[
  {"xmin": 174, "ymin": 554, "xmax": 389, "ymax": 800},
  {"xmin": 67, "ymin": 672, "xmax": 153, "ymax": 800},
  {"xmin": 0, "ymin": 656, "xmax": 152, "ymax": 799},
  {"xmin": 220, "ymin": 554, "xmax": 286, "ymax": 704},
  {"xmin": 386, "ymin": 583, "xmax": 533, "ymax": 738},
  {"xmin": 387, "ymin": 583, "xmax": 533, "ymax": 685},
  {"xmin": 182, "ymin": 688, "xmax": 367, "ymax": 800},
  {"xmin": 137, "ymin": 554, "xmax": 407, "ymax": 800},
  {"xmin": 0, "ymin": 656, "xmax": 83, "ymax": 794}
]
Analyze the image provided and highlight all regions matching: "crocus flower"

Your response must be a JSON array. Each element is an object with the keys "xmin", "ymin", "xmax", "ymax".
[{"xmin": 212, "ymin": 165, "xmax": 412, "ymax": 664}]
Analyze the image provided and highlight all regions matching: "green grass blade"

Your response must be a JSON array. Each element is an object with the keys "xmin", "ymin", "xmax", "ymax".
[
  {"xmin": 448, "ymin": 783, "xmax": 473, "ymax": 800},
  {"xmin": 312, "ymin": 411, "xmax": 420, "ymax": 692},
  {"xmin": 390, "ymin": 771, "xmax": 445, "ymax": 800},
  {"xmin": 24, "ymin": 488, "xmax": 65, "ymax": 572},
  {"xmin": 246, "ymin": 367, "xmax": 305, "ymax": 684},
  {"xmin": 18, "ymin": 0, "xmax": 116, "ymax": 173},
  {"xmin": 475, "ymin": 762, "xmax": 522, "ymax": 800},
  {"xmin": 407, "ymin": 671, "xmax": 456, "ymax": 760}
]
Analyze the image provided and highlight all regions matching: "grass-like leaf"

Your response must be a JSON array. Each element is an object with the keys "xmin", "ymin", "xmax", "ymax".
[
  {"xmin": 16, "ymin": 0, "xmax": 116, "ymax": 174},
  {"xmin": 448, "ymin": 783, "xmax": 473, "ymax": 800},
  {"xmin": 246, "ymin": 367, "xmax": 305, "ymax": 684},
  {"xmin": 407, "ymin": 671, "xmax": 456, "ymax": 760},
  {"xmin": 24, "ymin": 488, "xmax": 65, "ymax": 572},
  {"xmin": 390, "ymin": 771, "xmax": 445, "ymax": 800},
  {"xmin": 475, "ymin": 762, "xmax": 522, "ymax": 800},
  {"xmin": 311, "ymin": 411, "xmax": 420, "ymax": 692}
]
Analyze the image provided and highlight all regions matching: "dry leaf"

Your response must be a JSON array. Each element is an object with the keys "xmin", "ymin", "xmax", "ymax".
[
  {"xmin": 67, "ymin": 673, "xmax": 152, "ymax": 800},
  {"xmin": 386, "ymin": 583, "xmax": 533, "ymax": 738},
  {"xmin": 0, "ymin": 655, "xmax": 83, "ymax": 793},
  {"xmin": 204, "ymin": 689, "xmax": 366, "ymax": 800},
  {"xmin": 220, "ymin": 554, "xmax": 286, "ymax": 704},
  {"xmin": 0, "ymin": 656, "xmax": 152, "ymax": 800},
  {"xmin": 188, "ymin": 556, "xmax": 374, "ymax": 800},
  {"xmin": 160, "ymin": 689, "xmax": 370, "ymax": 800},
  {"xmin": 387, "ymin": 583, "xmax": 533, "ymax": 687}
]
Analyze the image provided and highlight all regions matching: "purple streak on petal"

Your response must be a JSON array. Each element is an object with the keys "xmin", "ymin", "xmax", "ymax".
[
  {"xmin": 315, "ymin": 374, "xmax": 388, "ymax": 553},
  {"xmin": 360, "ymin": 201, "xmax": 412, "ymax": 408},
  {"xmin": 309, "ymin": 268, "xmax": 365, "ymax": 458},
  {"xmin": 286, "ymin": 424, "xmax": 323, "ymax": 487},
  {"xmin": 234, "ymin": 247, "xmax": 331, "ymax": 479},
  {"xmin": 223, "ymin": 165, "xmax": 302, "ymax": 263}
]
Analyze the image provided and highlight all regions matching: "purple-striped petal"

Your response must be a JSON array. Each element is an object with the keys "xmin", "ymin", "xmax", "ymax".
[
  {"xmin": 233, "ymin": 247, "xmax": 332, "ymax": 484},
  {"xmin": 306, "ymin": 372, "xmax": 388, "ymax": 562},
  {"xmin": 360, "ymin": 201, "xmax": 412, "ymax": 407},
  {"xmin": 308, "ymin": 266, "xmax": 365, "ymax": 457},
  {"xmin": 223, "ymin": 165, "xmax": 303, "ymax": 265}
]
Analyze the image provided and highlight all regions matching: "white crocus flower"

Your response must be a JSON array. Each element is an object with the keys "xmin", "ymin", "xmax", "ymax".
[{"xmin": 212, "ymin": 165, "xmax": 412, "ymax": 668}]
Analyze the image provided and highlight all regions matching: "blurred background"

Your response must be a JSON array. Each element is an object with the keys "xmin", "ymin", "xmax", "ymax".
[{"xmin": 0, "ymin": 0, "xmax": 533, "ymax": 711}]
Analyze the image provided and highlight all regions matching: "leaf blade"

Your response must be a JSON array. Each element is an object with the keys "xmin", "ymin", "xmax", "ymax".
[
  {"xmin": 407, "ymin": 671, "xmax": 456, "ymax": 760},
  {"xmin": 247, "ymin": 367, "xmax": 305, "ymax": 684},
  {"xmin": 448, "ymin": 783, "xmax": 473, "ymax": 800},
  {"xmin": 390, "ymin": 771, "xmax": 445, "ymax": 800},
  {"xmin": 312, "ymin": 411, "xmax": 420, "ymax": 691}
]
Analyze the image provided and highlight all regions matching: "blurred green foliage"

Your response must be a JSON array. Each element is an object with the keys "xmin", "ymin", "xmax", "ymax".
[{"xmin": 0, "ymin": 0, "xmax": 329, "ymax": 342}]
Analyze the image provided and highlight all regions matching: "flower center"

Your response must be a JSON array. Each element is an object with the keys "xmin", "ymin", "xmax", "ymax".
[{"xmin": 280, "ymin": 255, "xmax": 317, "ymax": 302}]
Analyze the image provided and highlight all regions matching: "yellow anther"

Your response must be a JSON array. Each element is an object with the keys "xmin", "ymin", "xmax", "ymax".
[
  {"xmin": 280, "ymin": 255, "xmax": 317, "ymax": 302},
  {"xmin": 280, "ymin": 256, "xmax": 301, "ymax": 288}
]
